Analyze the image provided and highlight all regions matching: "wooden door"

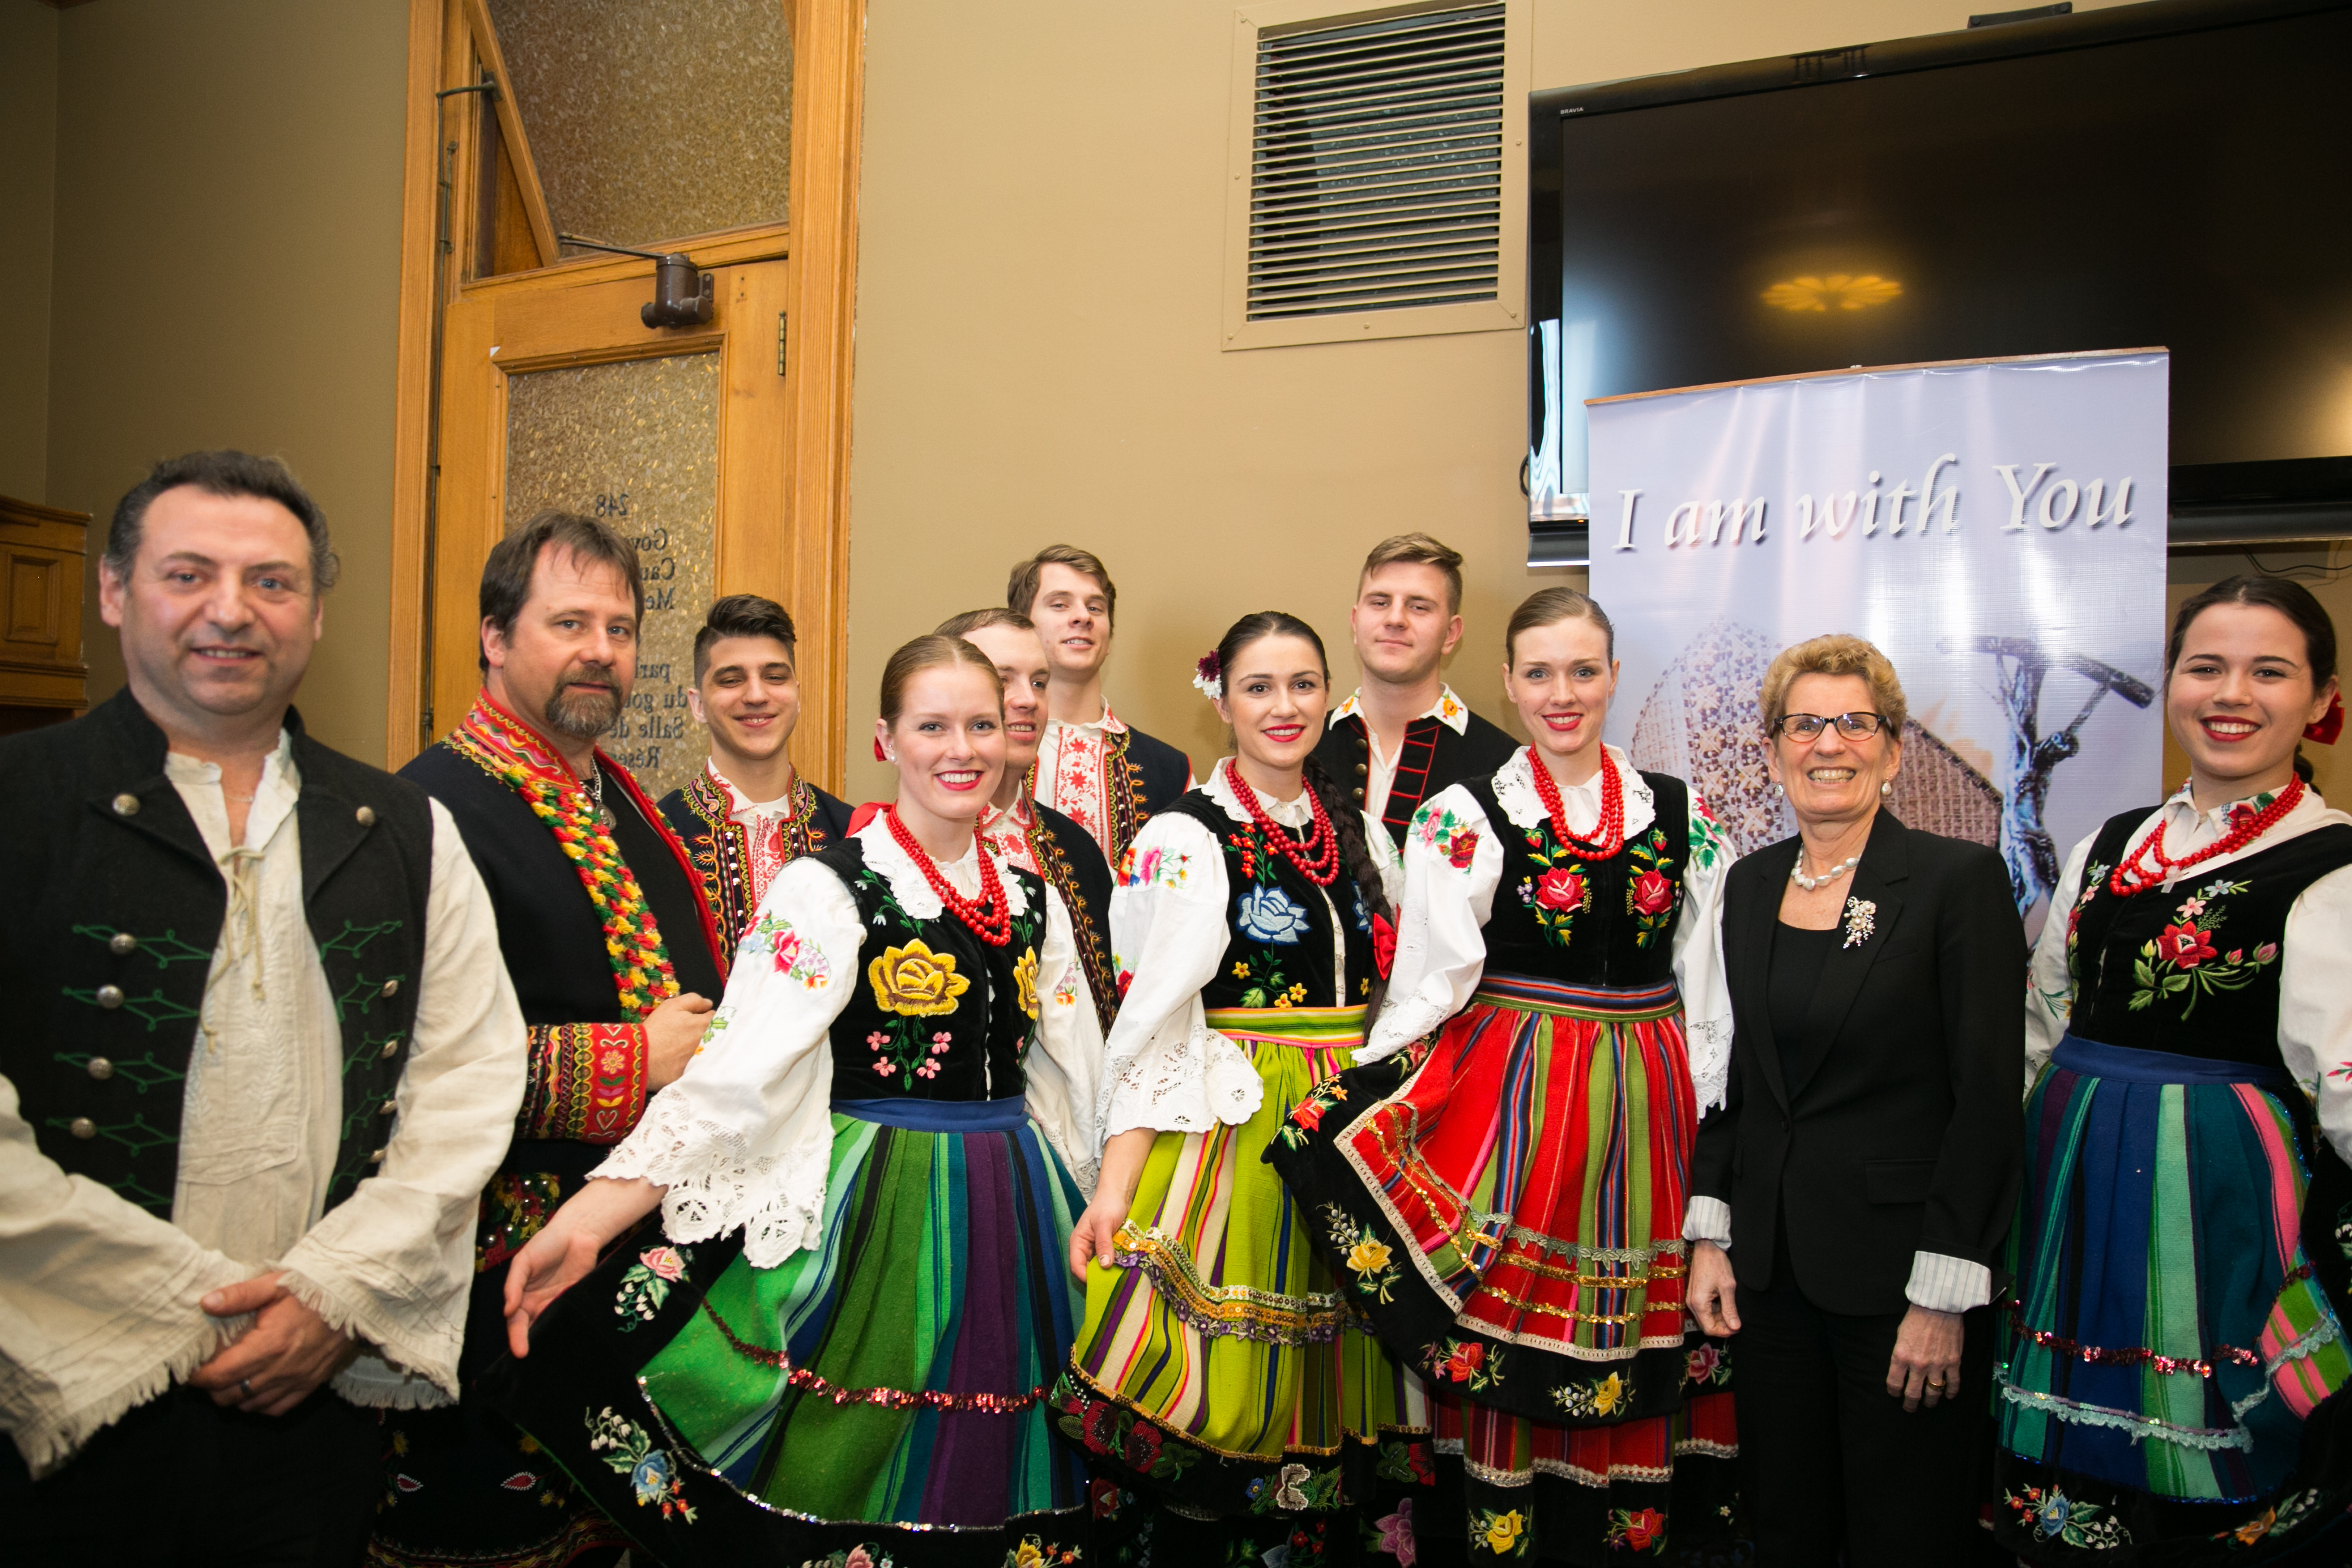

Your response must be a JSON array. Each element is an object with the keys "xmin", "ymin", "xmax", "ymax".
[{"xmin": 428, "ymin": 257, "xmax": 799, "ymax": 801}]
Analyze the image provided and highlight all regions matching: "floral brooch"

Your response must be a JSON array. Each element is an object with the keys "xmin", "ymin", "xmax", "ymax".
[{"xmin": 1842, "ymin": 897, "xmax": 1877, "ymax": 950}]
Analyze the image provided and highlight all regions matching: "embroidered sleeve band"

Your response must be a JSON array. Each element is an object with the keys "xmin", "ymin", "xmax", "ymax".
[{"xmin": 521, "ymin": 1023, "xmax": 649, "ymax": 1145}]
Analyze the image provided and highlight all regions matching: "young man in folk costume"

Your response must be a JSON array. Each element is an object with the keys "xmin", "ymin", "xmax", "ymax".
[
  {"xmin": 1009, "ymin": 543, "xmax": 1194, "ymax": 867},
  {"xmin": 381, "ymin": 511, "xmax": 729, "ymax": 1568},
  {"xmin": 0, "ymin": 453, "xmax": 524, "ymax": 1563},
  {"xmin": 1314, "ymin": 532, "xmax": 1519, "ymax": 850},
  {"xmin": 660, "ymin": 595, "xmax": 852, "ymax": 944},
  {"xmin": 938, "ymin": 606, "xmax": 1123, "ymax": 1029}
]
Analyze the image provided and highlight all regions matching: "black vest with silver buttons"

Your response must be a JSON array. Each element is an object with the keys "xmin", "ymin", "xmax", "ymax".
[{"xmin": 0, "ymin": 690, "xmax": 434, "ymax": 1218}]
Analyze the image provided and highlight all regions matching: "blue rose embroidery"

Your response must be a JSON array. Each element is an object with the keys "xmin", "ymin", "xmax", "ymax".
[
  {"xmin": 631, "ymin": 1450, "xmax": 674, "ymax": 1507},
  {"xmin": 1237, "ymin": 885, "xmax": 1311, "ymax": 944}
]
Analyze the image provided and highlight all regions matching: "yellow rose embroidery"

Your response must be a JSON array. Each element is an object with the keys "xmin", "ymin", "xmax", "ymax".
[
  {"xmin": 867, "ymin": 940, "xmax": 970, "ymax": 1017},
  {"xmin": 1012, "ymin": 1544, "xmax": 1044, "ymax": 1568},
  {"xmin": 1590, "ymin": 1371, "xmax": 1623, "ymax": 1415},
  {"xmin": 1012, "ymin": 947, "xmax": 1040, "ymax": 1020},
  {"xmin": 1346, "ymin": 1238, "xmax": 1392, "ymax": 1276},
  {"xmin": 1484, "ymin": 1509, "xmax": 1526, "ymax": 1555}
]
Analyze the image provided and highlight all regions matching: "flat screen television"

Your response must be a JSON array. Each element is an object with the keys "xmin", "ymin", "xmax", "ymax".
[{"xmin": 1526, "ymin": 0, "xmax": 2352, "ymax": 563}]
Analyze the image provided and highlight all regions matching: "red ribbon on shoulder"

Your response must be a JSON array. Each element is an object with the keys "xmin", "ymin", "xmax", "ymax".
[
  {"xmin": 2307, "ymin": 691, "xmax": 2344, "ymax": 746},
  {"xmin": 846, "ymin": 801, "xmax": 889, "ymax": 836}
]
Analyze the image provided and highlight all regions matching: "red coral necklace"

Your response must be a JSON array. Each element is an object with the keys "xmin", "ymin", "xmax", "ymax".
[
  {"xmin": 2108, "ymin": 776, "xmax": 2303, "ymax": 899},
  {"xmin": 1226, "ymin": 763, "xmax": 1341, "ymax": 887},
  {"xmin": 1527, "ymin": 745, "xmax": 1627, "ymax": 859},
  {"xmin": 886, "ymin": 806, "xmax": 1013, "ymax": 946}
]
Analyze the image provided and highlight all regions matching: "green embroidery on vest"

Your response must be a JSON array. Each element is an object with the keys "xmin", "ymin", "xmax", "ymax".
[
  {"xmin": 62, "ymin": 987, "xmax": 202, "ymax": 1032},
  {"xmin": 46, "ymin": 1113, "xmax": 176, "ymax": 1155},
  {"xmin": 345, "ymin": 1032, "xmax": 404, "ymax": 1077},
  {"xmin": 106, "ymin": 1172, "xmax": 174, "ymax": 1212},
  {"xmin": 52, "ymin": 1051, "xmax": 185, "ymax": 1092},
  {"xmin": 332, "ymin": 972, "xmax": 406, "ymax": 1021},
  {"xmin": 321, "ymin": 919, "xmax": 403, "ymax": 957},
  {"xmin": 71, "ymin": 924, "xmax": 215, "ymax": 968}
]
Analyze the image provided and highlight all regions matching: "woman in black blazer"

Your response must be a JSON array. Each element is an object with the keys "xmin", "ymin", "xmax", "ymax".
[{"xmin": 1684, "ymin": 635, "xmax": 2024, "ymax": 1567}]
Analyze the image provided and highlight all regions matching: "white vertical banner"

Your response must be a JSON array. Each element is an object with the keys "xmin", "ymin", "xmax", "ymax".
[{"xmin": 1588, "ymin": 350, "xmax": 2169, "ymax": 935}]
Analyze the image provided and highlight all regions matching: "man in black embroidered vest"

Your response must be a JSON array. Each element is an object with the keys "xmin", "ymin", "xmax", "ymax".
[
  {"xmin": 939, "ymin": 607, "xmax": 1121, "ymax": 1025},
  {"xmin": 659, "ymin": 593, "xmax": 852, "ymax": 944},
  {"xmin": 0, "ymin": 451, "xmax": 526, "ymax": 1564},
  {"xmin": 1313, "ymin": 532, "xmax": 1519, "ymax": 848},
  {"xmin": 1008, "ymin": 543, "xmax": 1194, "ymax": 867},
  {"xmin": 386, "ymin": 511, "xmax": 728, "ymax": 1568}
]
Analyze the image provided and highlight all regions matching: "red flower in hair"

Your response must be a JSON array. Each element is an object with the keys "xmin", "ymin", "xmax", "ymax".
[{"xmin": 1371, "ymin": 913, "xmax": 1396, "ymax": 978}]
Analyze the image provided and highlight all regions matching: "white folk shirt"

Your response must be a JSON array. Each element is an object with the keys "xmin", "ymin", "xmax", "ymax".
[
  {"xmin": 1097, "ymin": 760, "xmax": 1401, "ymax": 1140},
  {"xmin": 2027, "ymin": 780, "xmax": 2352, "ymax": 1162},
  {"xmin": 1329, "ymin": 684, "xmax": 1472, "ymax": 827},
  {"xmin": 704, "ymin": 758, "xmax": 804, "ymax": 912},
  {"xmin": 1033, "ymin": 703, "xmax": 1196, "ymax": 862},
  {"xmin": 0, "ymin": 730, "xmax": 526, "ymax": 1475},
  {"xmin": 977, "ymin": 795, "xmax": 1042, "ymax": 876},
  {"xmin": 596, "ymin": 815, "xmax": 1105, "ymax": 1266}
]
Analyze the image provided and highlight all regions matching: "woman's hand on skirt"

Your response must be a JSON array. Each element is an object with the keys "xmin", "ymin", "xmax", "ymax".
[
  {"xmin": 1886, "ymin": 1304, "xmax": 1964, "ymax": 1411},
  {"xmin": 500, "ymin": 1175, "xmax": 666, "ymax": 1357},
  {"xmin": 1687, "ymin": 1241, "xmax": 1741, "ymax": 1336},
  {"xmin": 1068, "ymin": 1200, "xmax": 1128, "ymax": 1282}
]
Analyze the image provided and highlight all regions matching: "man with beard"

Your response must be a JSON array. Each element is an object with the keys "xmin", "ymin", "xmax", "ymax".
[
  {"xmin": 1313, "ymin": 532, "xmax": 1518, "ymax": 849},
  {"xmin": 0, "ymin": 451, "xmax": 523, "ymax": 1564},
  {"xmin": 660, "ymin": 594, "xmax": 852, "ymax": 944},
  {"xmin": 380, "ymin": 511, "xmax": 727, "ymax": 1568},
  {"xmin": 938, "ymin": 606, "xmax": 1120, "ymax": 1025},
  {"xmin": 1008, "ymin": 544, "xmax": 1194, "ymax": 867}
]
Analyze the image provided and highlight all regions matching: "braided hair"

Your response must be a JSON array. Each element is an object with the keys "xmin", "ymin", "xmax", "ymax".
[{"xmin": 1213, "ymin": 612, "xmax": 1395, "ymax": 1009}]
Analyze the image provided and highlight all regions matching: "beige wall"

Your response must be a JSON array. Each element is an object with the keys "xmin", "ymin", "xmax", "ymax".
[
  {"xmin": 0, "ymin": 0, "xmax": 58, "ymax": 504},
  {"xmin": 40, "ymin": 0, "xmax": 409, "ymax": 762},
  {"xmin": 838, "ymin": 0, "xmax": 2158, "ymax": 802}
]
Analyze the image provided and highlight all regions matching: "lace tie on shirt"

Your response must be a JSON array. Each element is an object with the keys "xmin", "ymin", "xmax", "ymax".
[{"xmin": 219, "ymin": 846, "xmax": 269, "ymax": 1005}]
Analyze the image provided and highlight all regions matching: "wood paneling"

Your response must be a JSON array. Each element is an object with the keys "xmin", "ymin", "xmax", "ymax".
[{"xmin": 0, "ymin": 494, "xmax": 88, "ymax": 716}]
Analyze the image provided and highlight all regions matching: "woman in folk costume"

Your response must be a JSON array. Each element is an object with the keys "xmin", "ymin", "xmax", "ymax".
[
  {"xmin": 1995, "ymin": 576, "xmax": 2352, "ymax": 1563},
  {"xmin": 485, "ymin": 634, "xmax": 1106, "ymax": 1567},
  {"xmin": 1049, "ymin": 611, "xmax": 1434, "ymax": 1565},
  {"xmin": 1269, "ymin": 587, "xmax": 1739, "ymax": 1565}
]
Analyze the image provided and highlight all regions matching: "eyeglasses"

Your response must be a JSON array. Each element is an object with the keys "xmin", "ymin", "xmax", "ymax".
[{"xmin": 1771, "ymin": 711, "xmax": 1888, "ymax": 741}]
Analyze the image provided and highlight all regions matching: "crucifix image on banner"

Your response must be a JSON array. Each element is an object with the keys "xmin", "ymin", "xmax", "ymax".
[{"xmin": 1587, "ymin": 350, "xmax": 2169, "ymax": 938}]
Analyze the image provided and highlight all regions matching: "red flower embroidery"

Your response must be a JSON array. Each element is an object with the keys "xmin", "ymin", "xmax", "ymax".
[
  {"xmin": 1443, "ymin": 828, "xmax": 1478, "ymax": 870},
  {"xmin": 1122, "ymin": 1419, "xmax": 1163, "ymax": 1472},
  {"xmin": 1371, "ymin": 913, "xmax": 1396, "ymax": 978},
  {"xmin": 2157, "ymin": 923, "xmax": 2217, "ymax": 967},
  {"xmin": 1618, "ymin": 1508, "xmax": 1664, "ymax": 1550},
  {"xmin": 1532, "ymin": 868, "xmax": 1586, "ymax": 912},
  {"xmin": 1116, "ymin": 969, "xmax": 1134, "ymax": 999},
  {"xmin": 1290, "ymin": 1096, "xmax": 1327, "ymax": 1131},
  {"xmin": 1090, "ymin": 1478, "xmax": 1123, "ymax": 1518},
  {"xmin": 1630, "ymin": 869, "xmax": 1674, "ymax": 916},
  {"xmin": 1080, "ymin": 1399, "xmax": 1120, "ymax": 1455},
  {"xmin": 1441, "ymin": 1341, "xmax": 1485, "ymax": 1382}
]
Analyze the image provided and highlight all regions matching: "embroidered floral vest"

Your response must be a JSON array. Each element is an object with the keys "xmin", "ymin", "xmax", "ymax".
[
  {"xmin": 1459, "ymin": 770, "xmax": 1691, "ymax": 988},
  {"xmin": 1163, "ymin": 793, "xmax": 1377, "ymax": 1011},
  {"xmin": 805, "ymin": 839, "xmax": 1047, "ymax": 1102},
  {"xmin": 2061, "ymin": 808, "xmax": 2352, "ymax": 1066}
]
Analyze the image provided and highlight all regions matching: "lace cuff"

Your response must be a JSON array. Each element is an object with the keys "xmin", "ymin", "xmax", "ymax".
[
  {"xmin": 1101, "ymin": 1020, "xmax": 1264, "ymax": 1137},
  {"xmin": 590, "ymin": 1092, "xmax": 832, "ymax": 1270},
  {"xmin": 520, "ymin": 1023, "xmax": 649, "ymax": 1144},
  {"xmin": 1685, "ymin": 1014, "xmax": 1733, "ymax": 1115}
]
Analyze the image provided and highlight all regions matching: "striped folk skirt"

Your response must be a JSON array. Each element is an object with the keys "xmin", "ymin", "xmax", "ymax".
[
  {"xmin": 1266, "ymin": 973, "xmax": 1739, "ymax": 1565},
  {"xmin": 1049, "ymin": 1005, "xmax": 1436, "ymax": 1539},
  {"xmin": 479, "ymin": 1097, "xmax": 1091, "ymax": 1568},
  {"xmin": 1994, "ymin": 1035, "xmax": 2352, "ymax": 1563}
]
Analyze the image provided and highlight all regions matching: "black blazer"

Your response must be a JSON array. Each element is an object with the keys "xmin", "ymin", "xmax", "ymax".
[{"xmin": 1692, "ymin": 810, "xmax": 2025, "ymax": 1316}]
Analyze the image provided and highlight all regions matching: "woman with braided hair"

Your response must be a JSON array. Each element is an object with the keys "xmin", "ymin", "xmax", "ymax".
[
  {"xmin": 1050, "ymin": 611, "xmax": 1434, "ymax": 1564},
  {"xmin": 1269, "ymin": 586, "xmax": 1740, "ymax": 1564}
]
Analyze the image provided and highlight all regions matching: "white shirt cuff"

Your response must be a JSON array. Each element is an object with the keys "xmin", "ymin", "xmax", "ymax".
[
  {"xmin": 1683, "ymin": 1196, "xmax": 1732, "ymax": 1249},
  {"xmin": 1905, "ymin": 1250, "xmax": 1991, "ymax": 1313}
]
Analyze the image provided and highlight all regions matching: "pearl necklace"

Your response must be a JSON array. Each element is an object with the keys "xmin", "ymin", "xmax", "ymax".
[{"xmin": 1789, "ymin": 851, "xmax": 1862, "ymax": 890}]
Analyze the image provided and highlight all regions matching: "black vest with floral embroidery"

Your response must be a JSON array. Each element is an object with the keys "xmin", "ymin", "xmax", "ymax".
[
  {"xmin": 1165, "ymin": 793, "xmax": 1377, "ymax": 1011},
  {"xmin": 807, "ymin": 840, "xmax": 1046, "ymax": 1102},
  {"xmin": 2062, "ymin": 807, "xmax": 2352, "ymax": 1066},
  {"xmin": 1458, "ymin": 769, "xmax": 1690, "ymax": 988}
]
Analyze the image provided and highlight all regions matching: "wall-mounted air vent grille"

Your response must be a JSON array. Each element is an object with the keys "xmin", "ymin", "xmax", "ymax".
[{"xmin": 1244, "ymin": 3, "xmax": 1506, "ymax": 322}]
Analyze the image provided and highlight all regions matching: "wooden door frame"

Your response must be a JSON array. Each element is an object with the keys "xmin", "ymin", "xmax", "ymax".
[{"xmin": 384, "ymin": 0, "xmax": 865, "ymax": 792}]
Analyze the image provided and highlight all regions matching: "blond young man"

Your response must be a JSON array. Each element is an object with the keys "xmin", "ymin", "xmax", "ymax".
[
  {"xmin": 1006, "ymin": 545, "xmax": 1193, "ymax": 866},
  {"xmin": 1313, "ymin": 532, "xmax": 1519, "ymax": 847}
]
